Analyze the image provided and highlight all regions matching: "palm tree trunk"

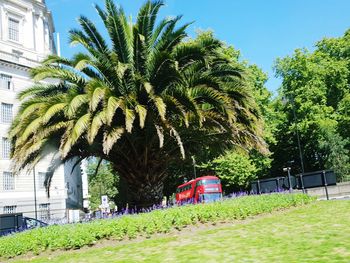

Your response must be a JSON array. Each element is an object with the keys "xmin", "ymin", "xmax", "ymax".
[
  {"xmin": 126, "ymin": 179, "xmax": 164, "ymax": 209},
  {"xmin": 113, "ymin": 163, "xmax": 167, "ymax": 209}
]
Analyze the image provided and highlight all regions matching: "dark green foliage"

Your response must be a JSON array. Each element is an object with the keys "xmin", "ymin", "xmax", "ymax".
[{"xmin": 0, "ymin": 193, "xmax": 314, "ymax": 259}]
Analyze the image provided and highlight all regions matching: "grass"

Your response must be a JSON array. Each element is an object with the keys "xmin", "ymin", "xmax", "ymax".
[{"xmin": 10, "ymin": 200, "xmax": 350, "ymax": 263}]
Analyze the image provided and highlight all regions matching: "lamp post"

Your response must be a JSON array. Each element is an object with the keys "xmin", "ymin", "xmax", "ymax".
[
  {"xmin": 283, "ymin": 167, "xmax": 293, "ymax": 193},
  {"xmin": 282, "ymin": 96, "xmax": 305, "ymax": 174},
  {"xmin": 33, "ymin": 166, "xmax": 38, "ymax": 220},
  {"xmin": 191, "ymin": 156, "xmax": 197, "ymax": 179}
]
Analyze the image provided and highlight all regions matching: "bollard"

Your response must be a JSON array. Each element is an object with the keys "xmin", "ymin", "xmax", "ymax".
[
  {"xmin": 322, "ymin": 170, "xmax": 329, "ymax": 200},
  {"xmin": 300, "ymin": 173, "xmax": 305, "ymax": 194}
]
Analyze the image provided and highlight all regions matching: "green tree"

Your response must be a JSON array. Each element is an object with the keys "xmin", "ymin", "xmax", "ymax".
[
  {"xmin": 272, "ymin": 29, "xmax": 350, "ymax": 181},
  {"xmin": 86, "ymin": 159, "xmax": 119, "ymax": 211},
  {"xmin": 245, "ymin": 64, "xmax": 274, "ymax": 178},
  {"xmin": 9, "ymin": 0, "xmax": 265, "ymax": 207},
  {"xmin": 199, "ymin": 151, "xmax": 257, "ymax": 194}
]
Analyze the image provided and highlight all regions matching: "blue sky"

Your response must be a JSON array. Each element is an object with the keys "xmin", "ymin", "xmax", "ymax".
[{"xmin": 47, "ymin": 0, "xmax": 350, "ymax": 93}]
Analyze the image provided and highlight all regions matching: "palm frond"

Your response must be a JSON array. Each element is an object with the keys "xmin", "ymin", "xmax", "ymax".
[
  {"xmin": 154, "ymin": 124, "xmax": 164, "ymax": 148},
  {"xmin": 71, "ymin": 52, "xmax": 93, "ymax": 71},
  {"xmin": 67, "ymin": 94, "xmax": 89, "ymax": 118},
  {"xmin": 17, "ymin": 117, "xmax": 42, "ymax": 145},
  {"xmin": 136, "ymin": 0, "xmax": 164, "ymax": 46},
  {"xmin": 88, "ymin": 111, "xmax": 106, "ymax": 144},
  {"xmin": 135, "ymin": 104, "xmax": 147, "ymax": 128},
  {"xmin": 106, "ymin": 96, "xmax": 123, "ymax": 125},
  {"xmin": 90, "ymin": 85, "xmax": 107, "ymax": 111},
  {"xmin": 152, "ymin": 96, "xmax": 167, "ymax": 121},
  {"xmin": 169, "ymin": 126, "xmax": 185, "ymax": 159},
  {"xmin": 17, "ymin": 83, "xmax": 68, "ymax": 100},
  {"xmin": 78, "ymin": 15, "xmax": 109, "ymax": 53},
  {"xmin": 60, "ymin": 114, "xmax": 90, "ymax": 157},
  {"xmin": 125, "ymin": 108, "xmax": 135, "ymax": 133},
  {"xmin": 42, "ymin": 103, "xmax": 67, "ymax": 124},
  {"xmin": 31, "ymin": 66, "xmax": 86, "ymax": 86},
  {"xmin": 103, "ymin": 0, "xmax": 132, "ymax": 63},
  {"xmin": 42, "ymin": 54, "xmax": 72, "ymax": 66},
  {"xmin": 103, "ymin": 127, "xmax": 124, "ymax": 154}
]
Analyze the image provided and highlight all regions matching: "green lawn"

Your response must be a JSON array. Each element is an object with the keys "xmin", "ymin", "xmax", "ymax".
[{"xmin": 12, "ymin": 200, "xmax": 350, "ymax": 263}]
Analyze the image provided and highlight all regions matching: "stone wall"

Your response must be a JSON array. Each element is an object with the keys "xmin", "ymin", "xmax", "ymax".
[{"xmin": 305, "ymin": 181, "xmax": 350, "ymax": 199}]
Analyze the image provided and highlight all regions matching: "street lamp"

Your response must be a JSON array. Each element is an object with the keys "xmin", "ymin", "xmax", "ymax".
[
  {"xmin": 33, "ymin": 166, "xmax": 38, "ymax": 220},
  {"xmin": 282, "ymin": 96, "xmax": 305, "ymax": 174},
  {"xmin": 283, "ymin": 167, "xmax": 293, "ymax": 193},
  {"xmin": 191, "ymin": 156, "xmax": 197, "ymax": 179}
]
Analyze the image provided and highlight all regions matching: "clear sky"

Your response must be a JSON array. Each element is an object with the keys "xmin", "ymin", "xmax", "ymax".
[{"xmin": 46, "ymin": 0, "xmax": 350, "ymax": 93}]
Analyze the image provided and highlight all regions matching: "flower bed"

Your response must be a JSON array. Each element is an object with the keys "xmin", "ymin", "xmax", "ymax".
[{"xmin": 0, "ymin": 193, "xmax": 314, "ymax": 259}]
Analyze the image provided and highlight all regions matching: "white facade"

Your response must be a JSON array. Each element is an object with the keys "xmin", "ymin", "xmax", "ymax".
[{"xmin": 0, "ymin": 0, "xmax": 86, "ymax": 222}]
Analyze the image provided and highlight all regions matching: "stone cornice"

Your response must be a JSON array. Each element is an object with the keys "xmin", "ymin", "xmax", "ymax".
[
  {"xmin": 0, "ymin": 59, "xmax": 31, "ymax": 71},
  {"xmin": 5, "ymin": 0, "xmax": 31, "ymax": 12}
]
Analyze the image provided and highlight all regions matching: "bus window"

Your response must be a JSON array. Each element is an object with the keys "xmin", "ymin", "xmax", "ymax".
[{"xmin": 201, "ymin": 179, "xmax": 220, "ymax": 185}]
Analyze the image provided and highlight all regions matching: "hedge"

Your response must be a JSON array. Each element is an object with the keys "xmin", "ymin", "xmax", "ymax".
[{"xmin": 0, "ymin": 193, "xmax": 315, "ymax": 259}]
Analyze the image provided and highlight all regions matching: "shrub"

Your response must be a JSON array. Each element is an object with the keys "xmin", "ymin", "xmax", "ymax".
[{"xmin": 0, "ymin": 193, "xmax": 314, "ymax": 259}]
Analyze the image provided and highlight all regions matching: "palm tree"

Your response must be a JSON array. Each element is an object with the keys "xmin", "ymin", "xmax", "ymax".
[{"xmin": 9, "ymin": 0, "xmax": 265, "ymax": 208}]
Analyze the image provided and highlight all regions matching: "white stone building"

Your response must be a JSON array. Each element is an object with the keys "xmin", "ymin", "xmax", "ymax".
[{"xmin": 0, "ymin": 0, "xmax": 88, "ymax": 222}]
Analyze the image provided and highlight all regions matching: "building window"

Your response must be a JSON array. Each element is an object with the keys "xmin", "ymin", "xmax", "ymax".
[
  {"xmin": 38, "ymin": 172, "xmax": 46, "ymax": 190},
  {"xmin": 3, "ymin": 205, "xmax": 16, "ymax": 214},
  {"xmin": 1, "ymin": 103, "xmax": 13, "ymax": 123},
  {"xmin": 2, "ymin": 137, "xmax": 10, "ymax": 159},
  {"xmin": 3, "ymin": 171, "xmax": 14, "ymax": 190},
  {"xmin": 8, "ymin": 18, "xmax": 19, "ymax": 42},
  {"xmin": 0, "ymin": 74, "xmax": 12, "ymax": 90},
  {"xmin": 39, "ymin": 203, "xmax": 50, "ymax": 221}
]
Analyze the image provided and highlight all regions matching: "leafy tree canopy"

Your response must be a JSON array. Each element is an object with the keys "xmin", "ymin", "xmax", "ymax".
[
  {"xmin": 199, "ymin": 150, "xmax": 257, "ymax": 194},
  {"xmin": 272, "ymin": 29, "xmax": 350, "ymax": 181}
]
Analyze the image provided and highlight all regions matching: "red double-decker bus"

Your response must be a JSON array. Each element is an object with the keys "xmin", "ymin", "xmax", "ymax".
[{"xmin": 175, "ymin": 176, "xmax": 222, "ymax": 204}]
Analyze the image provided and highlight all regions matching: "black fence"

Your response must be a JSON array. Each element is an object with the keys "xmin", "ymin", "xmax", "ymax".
[
  {"xmin": 251, "ymin": 170, "xmax": 336, "ymax": 198},
  {"xmin": 296, "ymin": 170, "xmax": 336, "ymax": 189},
  {"xmin": 0, "ymin": 213, "xmax": 23, "ymax": 236}
]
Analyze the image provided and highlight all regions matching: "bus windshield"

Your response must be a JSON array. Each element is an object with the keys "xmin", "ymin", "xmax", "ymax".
[{"xmin": 201, "ymin": 193, "xmax": 222, "ymax": 203}]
